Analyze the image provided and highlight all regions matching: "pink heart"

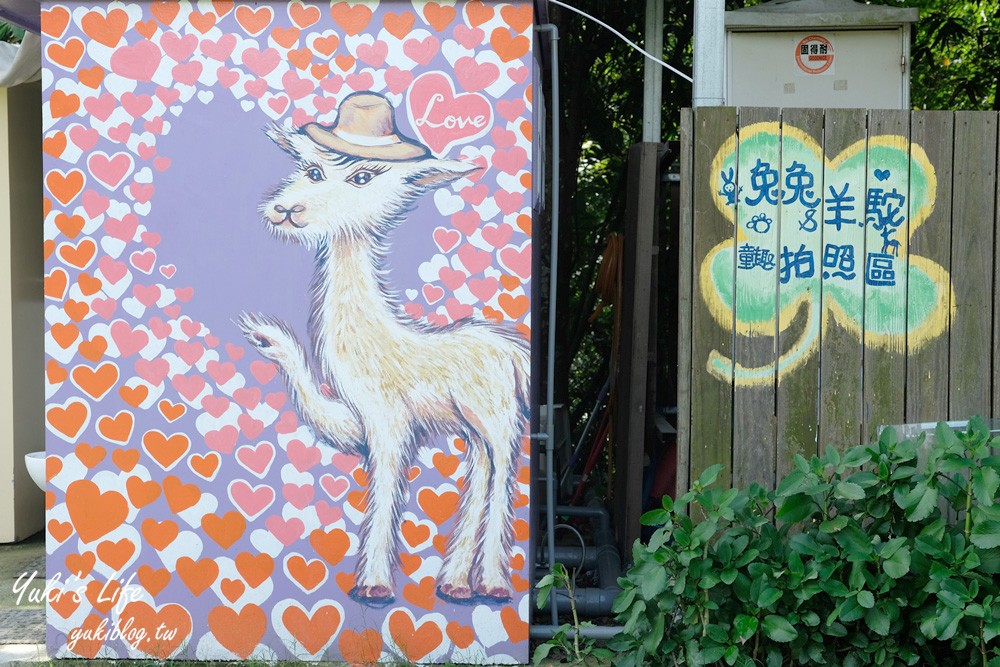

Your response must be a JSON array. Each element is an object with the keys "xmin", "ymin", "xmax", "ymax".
[
  {"xmin": 111, "ymin": 320, "xmax": 148, "ymax": 357},
  {"xmin": 438, "ymin": 266, "xmax": 466, "ymax": 291},
  {"xmin": 265, "ymin": 391, "xmax": 286, "ymax": 410},
  {"xmin": 482, "ymin": 222, "xmax": 514, "ymax": 249},
  {"xmin": 148, "ymin": 316, "xmax": 171, "ymax": 339},
  {"xmin": 68, "ymin": 125, "xmax": 99, "ymax": 151},
  {"xmin": 457, "ymin": 244, "xmax": 491, "ymax": 274},
  {"xmin": 153, "ymin": 156, "xmax": 171, "ymax": 172},
  {"xmin": 174, "ymin": 340, "xmax": 204, "ymax": 366},
  {"xmin": 445, "ymin": 297, "xmax": 473, "ymax": 321},
  {"xmin": 233, "ymin": 387, "xmax": 261, "ymax": 410},
  {"xmin": 468, "ymin": 276, "xmax": 499, "ymax": 302},
  {"xmin": 281, "ymin": 70, "xmax": 314, "ymax": 100},
  {"xmin": 132, "ymin": 283, "xmax": 161, "ymax": 307},
  {"xmin": 427, "ymin": 312, "xmax": 448, "ymax": 327},
  {"xmin": 91, "ymin": 298, "xmax": 117, "ymax": 320},
  {"xmin": 172, "ymin": 61, "xmax": 203, "ymax": 86},
  {"xmin": 493, "ymin": 146, "xmax": 528, "ymax": 175},
  {"xmin": 205, "ymin": 424, "xmax": 238, "ymax": 454},
  {"xmin": 206, "ymin": 360, "xmax": 236, "ymax": 384},
  {"xmin": 226, "ymin": 343, "xmax": 245, "ymax": 361},
  {"xmin": 200, "ymin": 394, "xmax": 231, "ymax": 418},
  {"xmin": 405, "ymin": 302, "xmax": 424, "ymax": 319},
  {"xmin": 497, "ymin": 98, "xmax": 526, "ymax": 123},
  {"xmin": 433, "ymin": 227, "xmax": 460, "ymax": 253},
  {"xmin": 244, "ymin": 77, "xmax": 268, "ymax": 99},
  {"xmin": 110, "ymin": 41, "xmax": 162, "ymax": 81},
  {"xmin": 129, "ymin": 249, "xmax": 156, "ymax": 274},
  {"xmin": 407, "ymin": 72, "xmax": 492, "ymax": 156},
  {"xmin": 161, "ymin": 31, "xmax": 198, "ymax": 62},
  {"xmin": 315, "ymin": 501, "xmax": 343, "ymax": 526},
  {"xmin": 238, "ymin": 414, "xmax": 265, "ymax": 439},
  {"xmin": 495, "ymin": 189, "xmax": 524, "ymax": 215},
  {"xmin": 422, "ymin": 284, "xmax": 444, "ymax": 304},
  {"xmin": 267, "ymin": 94, "xmax": 290, "ymax": 115},
  {"xmin": 159, "ymin": 263, "xmax": 176, "ymax": 278},
  {"xmin": 135, "ymin": 358, "xmax": 169, "ymax": 385},
  {"xmin": 137, "ymin": 142, "xmax": 156, "ymax": 160},
  {"xmin": 499, "ymin": 242, "xmax": 532, "ymax": 280},
  {"xmin": 128, "ymin": 182, "xmax": 155, "ymax": 204},
  {"xmin": 385, "ymin": 66, "xmax": 413, "ymax": 95},
  {"xmin": 331, "ymin": 453, "xmax": 360, "ymax": 474},
  {"xmin": 141, "ymin": 231, "xmax": 161, "ymax": 247},
  {"xmin": 216, "ymin": 66, "xmax": 239, "ymax": 89},
  {"xmin": 453, "ymin": 25, "xmax": 485, "ymax": 50},
  {"xmin": 180, "ymin": 318, "xmax": 201, "ymax": 338},
  {"xmin": 460, "ymin": 184, "xmax": 488, "ymax": 206},
  {"xmin": 287, "ymin": 439, "xmax": 322, "ymax": 472},
  {"xmin": 242, "ymin": 46, "xmax": 279, "ymax": 77},
  {"xmin": 251, "ymin": 360, "xmax": 278, "ymax": 384},
  {"xmin": 98, "ymin": 255, "xmax": 128, "ymax": 283},
  {"xmin": 357, "ymin": 40, "xmax": 388, "ymax": 67},
  {"xmin": 451, "ymin": 211, "xmax": 480, "ymax": 235},
  {"xmin": 108, "ymin": 122, "xmax": 132, "ymax": 144},
  {"xmin": 201, "ymin": 34, "xmax": 237, "ymax": 61},
  {"xmin": 345, "ymin": 71, "xmax": 374, "ymax": 90},
  {"xmin": 455, "ymin": 56, "xmax": 499, "ymax": 92},
  {"xmin": 156, "ymin": 86, "xmax": 181, "ymax": 106},
  {"xmin": 174, "ymin": 286, "xmax": 194, "ymax": 302},
  {"xmin": 490, "ymin": 127, "xmax": 516, "ymax": 148},
  {"xmin": 266, "ymin": 515, "xmax": 304, "ymax": 546},
  {"xmin": 171, "ymin": 373, "xmax": 206, "ymax": 402},
  {"xmin": 402, "ymin": 35, "xmax": 438, "ymax": 66},
  {"xmin": 83, "ymin": 94, "xmax": 116, "ymax": 121},
  {"xmin": 319, "ymin": 75, "xmax": 343, "ymax": 94},
  {"xmin": 236, "ymin": 442, "xmax": 275, "ymax": 477},
  {"xmin": 121, "ymin": 92, "xmax": 153, "ymax": 118},
  {"xmin": 319, "ymin": 474, "xmax": 349, "ymax": 501},
  {"xmin": 229, "ymin": 479, "xmax": 275, "ymax": 518},
  {"xmin": 144, "ymin": 117, "xmax": 164, "ymax": 134},
  {"xmin": 81, "ymin": 189, "xmax": 110, "ymax": 218},
  {"xmin": 282, "ymin": 482, "xmax": 314, "ymax": 510}
]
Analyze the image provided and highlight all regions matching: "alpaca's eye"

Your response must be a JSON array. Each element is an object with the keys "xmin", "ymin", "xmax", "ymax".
[
  {"xmin": 348, "ymin": 169, "xmax": 376, "ymax": 187},
  {"xmin": 306, "ymin": 167, "xmax": 324, "ymax": 183}
]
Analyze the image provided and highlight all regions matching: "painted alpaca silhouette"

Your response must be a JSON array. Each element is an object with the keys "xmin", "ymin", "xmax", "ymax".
[{"xmin": 238, "ymin": 92, "xmax": 530, "ymax": 606}]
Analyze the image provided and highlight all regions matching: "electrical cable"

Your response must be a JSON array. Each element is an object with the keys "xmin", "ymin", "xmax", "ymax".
[{"xmin": 547, "ymin": 0, "xmax": 694, "ymax": 83}]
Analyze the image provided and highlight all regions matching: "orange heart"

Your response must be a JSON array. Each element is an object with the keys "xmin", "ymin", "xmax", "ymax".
[
  {"xmin": 388, "ymin": 610, "xmax": 443, "ymax": 663},
  {"xmin": 80, "ymin": 8, "xmax": 128, "ymax": 47},
  {"xmin": 43, "ymin": 132, "xmax": 67, "ymax": 158},
  {"xmin": 352, "ymin": 468, "xmax": 369, "ymax": 486},
  {"xmin": 501, "ymin": 605, "xmax": 529, "ymax": 643},
  {"xmin": 86, "ymin": 578, "xmax": 122, "ymax": 614},
  {"xmin": 46, "ymin": 359, "xmax": 68, "ymax": 384},
  {"xmin": 142, "ymin": 430, "xmax": 190, "ymax": 470},
  {"xmin": 446, "ymin": 621, "xmax": 475, "ymax": 649},
  {"xmin": 517, "ymin": 465, "xmax": 531, "ymax": 485},
  {"xmin": 46, "ymin": 455, "xmax": 63, "ymax": 481},
  {"xmin": 157, "ymin": 399, "xmax": 186, "ymax": 422},
  {"xmin": 44, "ymin": 267, "xmax": 68, "ymax": 300},
  {"xmin": 41, "ymin": 5, "xmax": 70, "ymax": 38},
  {"xmin": 72, "ymin": 362, "xmax": 119, "ymax": 400},
  {"xmin": 499, "ymin": 293, "xmax": 529, "ymax": 319},
  {"xmin": 48, "ymin": 89, "xmax": 80, "ymax": 119},
  {"xmin": 189, "ymin": 11, "xmax": 217, "ymax": 33},
  {"xmin": 424, "ymin": 3, "xmax": 456, "ymax": 31},
  {"xmin": 400, "ymin": 552, "xmax": 422, "ymax": 576},
  {"xmin": 490, "ymin": 28, "xmax": 530, "ymax": 63},
  {"xmin": 78, "ymin": 65, "xmax": 105, "ymax": 88},
  {"xmin": 66, "ymin": 480, "xmax": 127, "ymax": 543},
  {"xmin": 417, "ymin": 488, "xmax": 460, "ymax": 525},
  {"xmin": 519, "ymin": 119, "xmax": 532, "ymax": 142},
  {"xmin": 289, "ymin": 47, "xmax": 313, "ymax": 70},
  {"xmin": 330, "ymin": 2, "xmax": 372, "ymax": 35},
  {"xmin": 68, "ymin": 614, "xmax": 105, "ymax": 658},
  {"xmin": 514, "ymin": 491, "xmax": 529, "ymax": 508},
  {"xmin": 96, "ymin": 537, "xmax": 135, "ymax": 571},
  {"xmin": 334, "ymin": 54, "xmax": 355, "ymax": 72},
  {"xmin": 189, "ymin": 452, "xmax": 220, "ymax": 479},
  {"xmin": 338, "ymin": 629, "xmax": 382, "ymax": 665},
  {"xmin": 513, "ymin": 518, "xmax": 529, "ymax": 541},
  {"xmin": 286, "ymin": 554, "xmax": 326, "ymax": 592},
  {"xmin": 432, "ymin": 452, "xmax": 459, "ymax": 477},
  {"xmin": 112, "ymin": 448, "xmax": 140, "ymax": 472},
  {"xmin": 220, "ymin": 577, "xmax": 245, "ymax": 603},
  {"xmin": 383, "ymin": 11, "xmax": 414, "ymax": 39},
  {"xmin": 335, "ymin": 571, "xmax": 355, "ymax": 595},
  {"xmin": 513, "ymin": 572, "xmax": 530, "ymax": 592},
  {"xmin": 313, "ymin": 34, "xmax": 339, "ymax": 56},
  {"xmin": 176, "ymin": 557, "xmax": 218, "ymax": 596},
  {"xmin": 282, "ymin": 604, "xmax": 341, "ymax": 655},
  {"xmin": 235, "ymin": 5, "xmax": 272, "ymax": 35},
  {"xmin": 134, "ymin": 20, "xmax": 158, "ymax": 40},
  {"xmin": 482, "ymin": 309, "xmax": 503, "ymax": 327},
  {"xmin": 433, "ymin": 533, "xmax": 447, "ymax": 555},
  {"xmin": 97, "ymin": 410, "xmax": 134, "ymax": 444},
  {"xmin": 50, "ymin": 322, "xmax": 78, "ymax": 349},
  {"xmin": 347, "ymin": 489, "xmax": 368, "ymax": 512},
  {"xmin": 77, "ymin": 271, "xmax": 102, "ymax": 295},
  {"xmin": 271, "ymin": 26, "xmax": 299, "ymax": 48},
  {"xmin": 289, "ymin": 3, "xmax": 321, "ymax": 28},
  {"xmin": 501, "ymin": 4, "xmax": 533, "ymax": 33},
  {"xmin": 118, "ymin": 383, "xmax": 147, "ymax": 407},
  {"xmin": 74, "ymin": 442, "xmax": 106, "ymax": 468},
  {"xmin": 465, "ymin": 0, "xmax": 494, "ymax": 27},
  {"xmin": 64, "ymin": 298, "xmax": 89, "ymax": 322},
  {"xmin": 402, "ymin": 576, "xmax": 437, "ymax": 611},
  {"xmin": 46, "ymin": 169, "xmax": 86, "ymax": 206},
  {"xmin": 150, "ymin": 1, "xmax": 180, "ymax": 25},
  {"xmin": 163, "ymin": 474, "xmax": 200, "ymax": 513},
  {"xmin": 207, "ymin": 604, "xmax": 265, "ymax": 659},
  {"xmin": 201, "ymin": 511, "xmax": 246, "ymax": 549},
  {"xmin": 235, "ymin": 552, "xmax": 274, "ymax": 588},
  {"xmin": 310, "ymin": 528, "xmax": 350, "ymax": 566},
  {"xmin": 44, "ymin": 237, "xmax": 54, "ymax": 259},
  {"xmin": 141, "ymin": 518, "xmax": 178, "ymax": 551},
  {"xmin": 137, "ymin": 565, "xmax": 170, "ymax": 596},
  {"xmin": 401, "ymin": 520, "xmax": 430, "ymax": 547},
  {"xmin": 212, "ymin": 0, "xmax": 234, "ymax": 17},
  {"xmin": 500, "ymin": 273, "xmax": 521, "ymax": 291},
  {"xmin": 117, "ymin": 601, "xmax": 191, "ymax": 658},
  {"xmin": 48, "ymin": 518, "xmax": 73, "ymax": 542},
  {"xmin": 57, "ymin": 237, "xmax": 96, "ymax": 268},
  {"xmin": 66, "ymin": 551, "xmax": 95, "ymax": 578},
  {"xmin": 408, "ymin": 466, "xmax": 421, "ymax": 481},
  {"xmin": 126, "ymin": 476, "xmax": 161, "ymax": 508},
  {"xmin": 47, "ymin": 399, "xmax": 89, "ymax": 440},
  {"xmin": 47, "ymin": 38, "xmax": 85, "ymax": 70}
]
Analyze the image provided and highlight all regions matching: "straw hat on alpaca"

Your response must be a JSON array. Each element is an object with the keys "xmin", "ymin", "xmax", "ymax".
[{"xmin": 303, "ymin": 91, "xmax": 430, "ymax": 161}]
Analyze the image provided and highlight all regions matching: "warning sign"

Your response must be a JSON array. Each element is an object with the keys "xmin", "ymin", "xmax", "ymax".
[{"xmin": 795, "ymin": 34, "xmax": 834, "ymax": 75}]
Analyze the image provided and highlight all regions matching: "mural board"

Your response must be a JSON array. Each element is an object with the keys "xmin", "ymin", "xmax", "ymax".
[{"xmin": 41, "ymin": 1, "xmax": 534, "ymax": 662}]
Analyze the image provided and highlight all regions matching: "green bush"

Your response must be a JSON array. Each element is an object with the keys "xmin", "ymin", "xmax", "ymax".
[{"xmin": 610, "ymin": 417, "xmax": 1000, "ymax": 666}]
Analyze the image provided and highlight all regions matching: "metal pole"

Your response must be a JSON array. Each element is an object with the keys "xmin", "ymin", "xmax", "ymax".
[
  {"xmin": 642, "ymin": 0, "xmax": 664, "ymax": 141},
  {"xmin": 692, "ymin": 0, "xmax": 725, "ymax": 107},
  {"xmin": 536, "ymin": 22, "xmax": 560, "ymax": 627}
]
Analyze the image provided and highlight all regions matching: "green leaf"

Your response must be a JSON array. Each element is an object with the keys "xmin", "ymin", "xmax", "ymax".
[
  {"xmin": 857, "ymin": 590, "xmax": 875, "ymax": 609},
  {"xmin": 734, "ymin": 614, "xmax": 759, "ymax": 642},
  {"xmin": 642, "ymin": 612, "xmax": 665, "ymax": 654},
  {"xmin": 842, "ymin": 446, "xmax": 873, "ymax": 468},
  {"xmin": 883, "ymin": 545, "xmax": 911, "ymax": 579},
  {"xmin": 835, "ymin": 481, "xmax": 866, "ymax": 501},
  {"xmin": 762, "ymin": 615, "xmax": 798, "ymax": 643},
  {"xmin": 973, "ymin": 467, "xmax": 1000, "ymax": 507},
  {"xmin": 971, "ymin": 520, "xmax": 1000, "ymax": 549},
  {"xmin": 757, "ymin": 587, "xmax": 782, "ymax": 609},
  {"xmin": 906, "ymin": 485, "xmax": 939, "ymax": 522},
  {"xmin": 820, "ymin": 515, "xmax": 848, "ymax": 533},
  {"xmin": 639, "ymin": 564, "xmax": 668, "ymax": 600},
  {"xmin": 865, "ymin": 606, "xmax": 890, "ymax": 636},
  {"xmin": 697, "ymin": 464, "xmax": 724, "ymax": 488},
  {"xmin": 777, "ymin": 493, "xmax": 816, "ymax": 523},
  {"xmin": 532, "ymin": 642, "xmax": 555, "ymax": 665}
]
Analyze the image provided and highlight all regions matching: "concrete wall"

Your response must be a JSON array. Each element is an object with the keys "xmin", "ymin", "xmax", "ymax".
[{"xmin": 0, "ymin": 81, "xmax": 43, "ymax": 543}]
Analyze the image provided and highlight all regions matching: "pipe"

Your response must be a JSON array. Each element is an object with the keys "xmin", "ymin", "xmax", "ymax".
[
  {"xmin": 559, "ymin": 378, "xmax": 610, "ymax": 488},
  {"xmin": 692, "ymin": 0, "xmax": 725, "ymax": 107},
  {"xmin": 530, "ymin": 624, "xmax": 624, "ymax": 641},
  {"xmin": 536, "ymin": 545, "xmax": 597, "ymax": 570},
  {"xmin": 536, "ymin": 21, "xmax": 560, "ymax": 627},
  {"xmin": 536, "ymin": 587, "xmax": 622, "ymax": 617}
]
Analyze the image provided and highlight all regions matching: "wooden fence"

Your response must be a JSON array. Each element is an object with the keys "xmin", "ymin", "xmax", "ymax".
[{"xmin": 676, "ymin": 107, "xmax": 1000, "ymax": 493}]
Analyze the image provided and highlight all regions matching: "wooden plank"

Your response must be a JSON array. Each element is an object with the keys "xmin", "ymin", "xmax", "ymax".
[
  {"xmin": 776, "ymin": 107, "xmax": 825, "ymax": 477},
  {"xmin": 613, "ymin": 142, "xmax": 660, "ymax": 550},
  {"xmin": 731, "ymin": 107, "xmax": 781, "ymax": 490},
  {"xmin": 949, "ymin": 112, "xmax": 997, "ymax": 421},
  {"xmin": 906, "ymin": 111, "xmax": 954, "ymax": 424},
  {"xmin": 818, "ymin": 108, "xmax": 868, "ymax": 450},
  {"xmin": 690, "ymin": 106, "xmax": 738, "ymax": 487},
  {"xmin": 676, "ymin": 109, "xmax": 694, "ymax": 496},
  {"xmin": 994, "ymin": 113, "xmax": 1000, "ymax": 423},
  {"xmin": 862, "ymin": 110, "xmax": 910, "ymax": 442}
]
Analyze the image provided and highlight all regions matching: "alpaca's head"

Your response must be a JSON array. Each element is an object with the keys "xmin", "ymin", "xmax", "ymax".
[{"xmin": 261, "ymin": 123, "xmax": 476, "ymax": 246}]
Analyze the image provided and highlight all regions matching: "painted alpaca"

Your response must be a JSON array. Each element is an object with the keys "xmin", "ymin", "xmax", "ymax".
[{"xmin": 238, "ymin": 92, "xmax": 531, "ymax": 606}]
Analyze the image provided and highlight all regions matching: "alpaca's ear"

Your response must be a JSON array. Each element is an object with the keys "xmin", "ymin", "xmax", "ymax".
[
  {"xmin": 265, "ymin": 124, "xmax": 301, "ymax": 158},
  {"xmin": 405, "ymin": 159, "xmax": 479, "ymax": 189}
]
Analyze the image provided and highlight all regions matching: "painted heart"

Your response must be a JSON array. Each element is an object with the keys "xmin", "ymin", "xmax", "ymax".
[
  {"xmin": 407, "ymin": 72, "xmax": 493, "ymax": 156},
  {"xmin": 228, "ymin": 479, "xmax": 275, "ymax": 519}
]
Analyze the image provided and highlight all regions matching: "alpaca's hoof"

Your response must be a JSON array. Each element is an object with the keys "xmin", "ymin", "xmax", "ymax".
[
  {"xmin": 436, "ymin": 583, "xmax": 475, "ymax": 605},
  {"xmin": 350, "ymin": 585, "xmax": 394, "ymax": 607},
  {"xmin": 474, "ymin": 585, "xmax": 512, "ymax": 604}
]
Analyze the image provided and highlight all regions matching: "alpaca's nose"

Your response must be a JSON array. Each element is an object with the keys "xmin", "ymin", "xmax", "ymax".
[{"xmin": 274, "ymin": 204, "xmax": 305, "ymax": 214}]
